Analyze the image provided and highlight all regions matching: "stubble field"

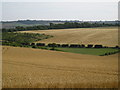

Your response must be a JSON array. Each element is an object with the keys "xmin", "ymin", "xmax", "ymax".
[
  {"xmin": 2, "ymin": 27, "xmax": 119, "ymax": 88},
  {"xmin": 21, "ymin": 27, "xmax": 118, "ymax": 47},
  {"xmin": 2, "ymin": 46, "xmax": 118, "ymax": 88}
]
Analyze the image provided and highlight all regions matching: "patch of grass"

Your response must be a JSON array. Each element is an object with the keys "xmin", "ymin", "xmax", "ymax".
[
  {"xmin": 36, "ymin": 46, "xmax": 119, "ymax": 56},
  {"xmin": 54, "ymin": 48, "xmax": 119, "ymax": 56}
]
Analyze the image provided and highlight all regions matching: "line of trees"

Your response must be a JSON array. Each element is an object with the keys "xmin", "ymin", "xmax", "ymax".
[
  {"xmin": 2, "ymin": 32, "xmax": 119, "ymax": 49},
  {"xmin": 2, "ymin": 22, "xmax": 119, "ymax": 32},
  {"xmin": 21, "ymin": 43, "xmax": 119, "ymax": 49}
]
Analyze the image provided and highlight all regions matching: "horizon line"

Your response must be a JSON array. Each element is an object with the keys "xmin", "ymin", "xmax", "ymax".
[{"xmin": 1, "ymin": 19, "xmax": 119, "ymax": 22}]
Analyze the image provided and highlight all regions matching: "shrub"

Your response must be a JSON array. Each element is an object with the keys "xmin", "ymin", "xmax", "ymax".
[
  {"xmin": 36, "ymin": 43, "xmax": 45, "ymax": 46},
  {"xmin": 61, "ymin": 44, "xmax": 69, "ymax": 48},
  {"xmin": 32, "ymin": 46, "xmax": 37, "ymax": 48},
  {"xmin": 81, "ymin": 44, "xmax": 85, "ymax": 48},
  {"xmin": 87, "ymin": 44, "xmax": 93, "ymax": 48},
  {"xmin": 115, "ymin": 46, "xmax": 119, "ymax": 48},
  {"xmin": 31, "ymin": 43, "xmax": 35, "ymax": 46},
  {"xmin": 69, "ymin": 44, "xmax": 80, "ymax": 48},
  {"xmin": 94, "ymin": 45, "xmax": 103, "ymax": 48}
]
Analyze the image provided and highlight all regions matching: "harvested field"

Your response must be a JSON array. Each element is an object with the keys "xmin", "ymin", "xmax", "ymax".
[
  {"xmin": 20, "ymin": 27, "xmax": 118, "ymax": 47},
  {"xmin": 2, "ymin": 46, "xmax": 118, "ymax": 88}
]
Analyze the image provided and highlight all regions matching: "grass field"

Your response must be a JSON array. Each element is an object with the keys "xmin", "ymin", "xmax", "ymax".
[
  {"xmin": 20, "ymin": 27, "xmax": 118, "ymax": 47},
  {"xmin": 54, "ymin": 48, "xmax": 119, "ymax": 56},
  {"xmin": 2, "ymin": 46, "xmax": 118, "ymax": 88},
  {"xmin": 34, "ymin": 46, "xmax": 119, "ymax": 56}
]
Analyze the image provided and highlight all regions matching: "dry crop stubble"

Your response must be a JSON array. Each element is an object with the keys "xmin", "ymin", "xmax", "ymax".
[
  {"xmin": 2, "ymin": 46, "xmax": 118, "ymax": 88},
  {"xmin": 20, "ymin": 27, "xmax": 118, "ymax": 47}
]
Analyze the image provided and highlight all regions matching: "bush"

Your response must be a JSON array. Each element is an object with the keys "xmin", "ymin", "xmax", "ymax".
[
  {"xmin": 32, "ymin": 46, "xmax": 37, "ymax": 48},
  {"xmin": 94, "ymin": 45, "xmax": 103, "ymax": 48},
  {"xmin": 69, "ymin": 44, "xmax": 80, "ymax": 48},
  {"xmin": 87, "ymin": 44, "xmax": 93, "ymax": 48},
  {"xmin": 104, "ymin": 53, "xmax": 108, "ymax": 56},
  {"xmin": 81, "ymin": 44, "xmax": 85, "ymax": 48},
  {"xmin": 61, "ymin": 44, "xmax": 69, "ymax": 48},
  {"xmin": 36, "ymin": 43, "xmax": 45, "ymax": 46}
]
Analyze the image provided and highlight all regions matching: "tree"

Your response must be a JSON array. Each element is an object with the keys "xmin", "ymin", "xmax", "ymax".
[
  {"xmin": 94, "ymin": 45, "xmax": 103, "ymax": 48},
  {"xmin": 50, "ymin": 43, "xmax": 57, "ymax": 50},
  {"xmin": 87, "ymin": 44, "xmax": 93, "ymax": 48}
]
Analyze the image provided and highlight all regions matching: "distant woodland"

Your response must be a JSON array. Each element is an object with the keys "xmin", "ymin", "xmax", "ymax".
[{"xmin": 2, "ymin": 22, "xmax": 119, "ymax": 32}]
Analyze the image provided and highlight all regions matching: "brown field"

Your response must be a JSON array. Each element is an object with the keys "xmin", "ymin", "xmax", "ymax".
[
  {"xmin": 20, "ymin": 27, "xmax": 118, "ymax": 47},
  {"xmin": 2, "ymin": 46, "xmax": 118, "ymax": 88}
]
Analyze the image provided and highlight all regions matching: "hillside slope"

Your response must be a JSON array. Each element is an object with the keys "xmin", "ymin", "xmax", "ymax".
[
  {"xmin": 2, "ymin": 46, "xmax": 118, "ymax": 88},
  {"xmin": 21, "ymin": 27, "xmax": 118, "ymax": 47}
]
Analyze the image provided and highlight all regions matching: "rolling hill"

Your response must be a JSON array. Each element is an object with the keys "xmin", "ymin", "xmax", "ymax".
[
  {"xmin": 21, "ymin": 27, "xmax": 118, "ymax": 47},
  {"xmin": 2, "ymin": 46, "xmax": 118, "ymax": 88}
]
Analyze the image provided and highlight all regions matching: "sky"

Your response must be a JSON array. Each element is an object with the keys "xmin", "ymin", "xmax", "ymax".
[
  {"xmin": 1, "ymin": 1, "xmax": 118, "ymax": 21},
  {"xmin": 1, "ymin": 0, "xmax": 120, "ymax": 2}
]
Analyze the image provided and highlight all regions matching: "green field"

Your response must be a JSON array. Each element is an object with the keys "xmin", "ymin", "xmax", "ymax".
[{"xmin": 54, "ymin": 48, "xmax": 119, "ymax": 56}]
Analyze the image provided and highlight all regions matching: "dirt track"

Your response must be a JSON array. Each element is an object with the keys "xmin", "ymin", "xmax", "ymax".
[
  {"xmin": 2, "ymin": 46, "xmax": 118, "ymax": 88},
  {"xmin": 21, "ymin": 27, "xmax": 118, "ymax": 47}
]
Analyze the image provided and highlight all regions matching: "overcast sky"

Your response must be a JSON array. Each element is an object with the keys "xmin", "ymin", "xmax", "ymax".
[
  {"xmin": 1, "ymin": 0, "xmax": 119, "ymax": 2},
  {"xmin": 2, "ymin": 2, "xmax": 118, "ymax": 21}
]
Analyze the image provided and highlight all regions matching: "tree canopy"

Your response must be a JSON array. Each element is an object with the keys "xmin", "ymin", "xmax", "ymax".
[{"xmin": 2, "ymin": 22, "xmax": 118, "ymax": 32}]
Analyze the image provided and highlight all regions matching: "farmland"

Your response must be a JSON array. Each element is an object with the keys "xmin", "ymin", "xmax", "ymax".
[
  {"xmin": 2, "ymin": 1, "xmax": 119, "ymax": 88},
  {"xmin": 2, "ymin": 27, "xmax": 119, "ymax": 88},
  {"xmin": 28, "ymin": 46, "xmax": 119, "ymax": 56},
  {"xmin": 21, "ymin": 27, "xmax": 118, "ymax": 47},
  {"xmin": 2, "ymin": 46, "xmax": 118, "ymax": 88},
  {"xmin": 54, "ymin": 48, "xmax": 119, "ymax": 56}
]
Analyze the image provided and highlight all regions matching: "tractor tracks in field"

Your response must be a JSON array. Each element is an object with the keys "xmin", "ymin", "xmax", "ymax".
[{"xmin": 3, "ymin": 60, "xmax": 118, "ymax": 76}]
